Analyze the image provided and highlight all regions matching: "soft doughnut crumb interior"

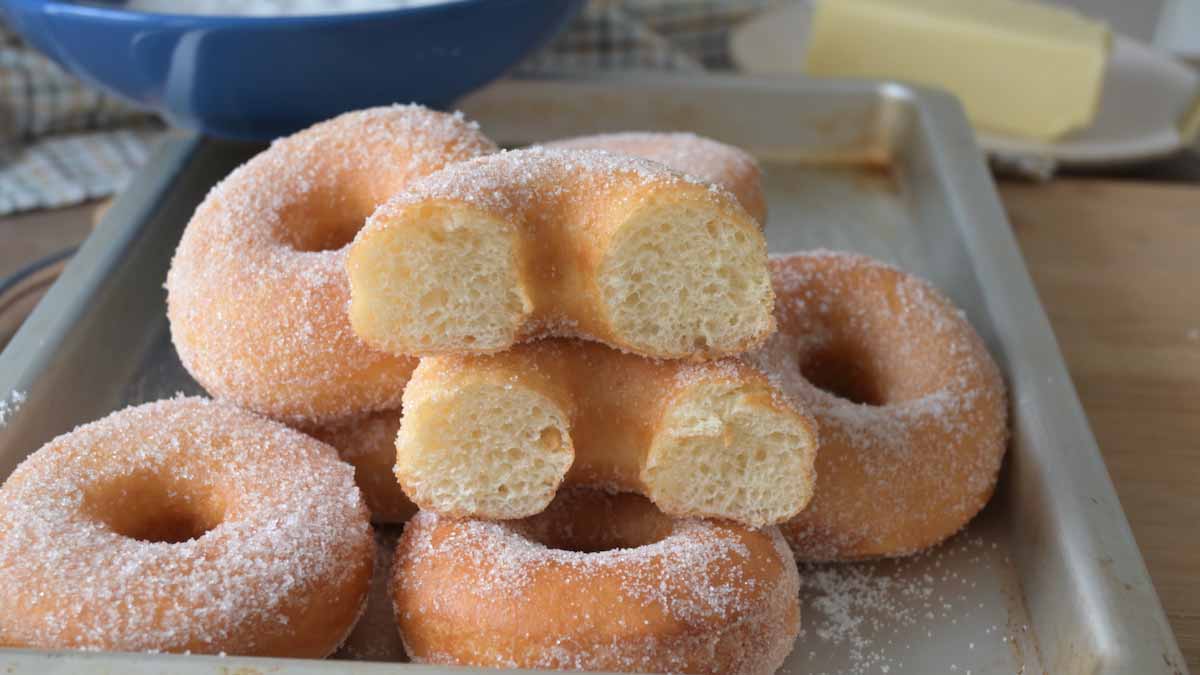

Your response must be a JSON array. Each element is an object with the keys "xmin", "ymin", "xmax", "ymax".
[
  {"xmin": 350, "ymin": 203, "xmax": 531, "ymax": 354},
  {"xmin": 599, "ymin": 200, "xmax": 771, "ymax": 356},
  {"xmin": 396, "ymin": 382, "xmax": 573, "ymax": 519},
  {"xmin": 644, "ymin": 381, "xmax": 816, "ymax": 527}
]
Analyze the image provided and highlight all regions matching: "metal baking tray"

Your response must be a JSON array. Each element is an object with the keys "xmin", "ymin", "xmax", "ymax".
[{"xmin": 0, "ymin": 75, "xmax": 1186, "ymax": 674}]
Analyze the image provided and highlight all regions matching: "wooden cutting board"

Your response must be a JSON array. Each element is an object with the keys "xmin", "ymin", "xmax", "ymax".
[{"xmin": 1001, "ymin": 178, "xmax": 1200, "ymax": 670}]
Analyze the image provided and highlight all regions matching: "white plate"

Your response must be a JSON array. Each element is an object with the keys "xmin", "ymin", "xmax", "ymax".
[{"xmin": 730, "ymin": 1, "xmax": 1200, "ymax": 166}]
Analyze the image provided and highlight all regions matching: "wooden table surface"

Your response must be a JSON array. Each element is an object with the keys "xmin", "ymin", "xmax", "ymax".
[
  {"xmin": 1001, "ymin": 179, "xmax": 1200, "ymax": 670},
  {"xmin": 1, "ymin": 179, "xmax": 1198, "ymax": 669}
]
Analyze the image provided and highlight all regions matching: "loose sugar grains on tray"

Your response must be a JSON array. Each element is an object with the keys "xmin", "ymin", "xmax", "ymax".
[
  {"xmin": 392, "ymin": 488, "xmax": 801, "ymax": 675},
  {"xmin": 0, "ymin": 397, "xmax": 374, "ymax": 656},
  {"xmin": 396, "ymin": 338, "xmax": 818, "ymax": 527},
  {"xmin": 165, "ymin": 105, "xmax": 497, "ymax": 424},
  {"xmin": 750, "ymin": 251, "xmax": 1008, "ymax": 560},
  {"xmin": 0, "ymin": 390, "xmax": 25, "ymax": 428},
  {"xmin": 347, "ymin": 147, "xmax": 774, "ymax": 359}
]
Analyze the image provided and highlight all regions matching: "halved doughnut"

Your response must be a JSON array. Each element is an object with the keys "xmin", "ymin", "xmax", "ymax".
[
  {"xmin": 750, "ymin": 251, "xmax": 1009, "ymax": 560},
  {"xmin": 395, "ymin": 338, "xmax": 818, "ymax": 528},
  {"xmin": 392, "ymin": 488, "xmax": 801, "ymax": 675},
  {"xmin": 346, "ymin": 148, "xmax": 774, "ymax": 359}
]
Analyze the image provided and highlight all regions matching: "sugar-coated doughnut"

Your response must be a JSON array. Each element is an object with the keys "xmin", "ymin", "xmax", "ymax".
[
  {"xmin": 166, "ymin": 105, "xmax": 497, "ymax": 424},
  {"xmin": 750, "ymin": 251, "xmax": 1008, "ymax": 560},
  {"xmin": 392, "ymin": 489, "xmax": 800, "ymax": 675},
  {"xmin": 302, "ymin": 409, "xmax": 415, "ymax": 524},
  {"xmin": 396, "ymin": 338, "xmax": 818, "ymax": 528},
  {"xmin": 347, "ymin": 147, "xmax": 773, "ymax": 360},
  {"xmin": 0, "ymin": 397, "xmax": 374, "ymax": 656},
  {"xmin": 545, "ymin": 132, "xmax": 767, "ymax": 225}
]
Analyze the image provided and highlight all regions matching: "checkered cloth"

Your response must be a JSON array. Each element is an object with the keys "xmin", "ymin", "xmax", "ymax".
[
  {"xmin": 0, "ymin": 27, "xmax": 155, "ymax": 139},
  {"xmin": 0, "ymin": 26, "xmax": 163, "ymax": 214},
  {"xmin": 0, "ymin": 0, "xmax": 769, "ymax": 215},
  {"xmin": 518, "ymin": 0, "xmax": 771, "ymax": 73},
  {"xmin": 0, "ymin": 129, "xmax": 161, "ymax": 213}
]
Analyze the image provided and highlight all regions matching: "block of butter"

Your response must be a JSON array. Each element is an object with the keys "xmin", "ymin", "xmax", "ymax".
[{"xmin": 804, "ymin": 0, "xmax": 1111, "ymax": 141}]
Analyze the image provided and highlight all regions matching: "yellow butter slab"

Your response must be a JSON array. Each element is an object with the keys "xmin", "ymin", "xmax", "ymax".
[{"xmin": 805, "ymin": 0, "xmax": 1110, "ymax": 141}]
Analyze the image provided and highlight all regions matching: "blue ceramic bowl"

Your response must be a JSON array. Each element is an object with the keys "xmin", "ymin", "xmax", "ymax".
[{"xmin": 0, "ymin": 0, "xmax": 582, "ymax": 139}]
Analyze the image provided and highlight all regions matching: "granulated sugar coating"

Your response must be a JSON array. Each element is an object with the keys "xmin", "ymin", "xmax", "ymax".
[
  {"xmin": 544, "ymin": 132, "xmax": 768, "ymax": 224},
  {"xmin": 0, "ymin": 397, "xmax": 374, "ymax": 656},
  {"xmin": 165, "ymin": 105, "xmax": 497, "ymax": 424},
  {"xmin": 749, "ymin": 251, "xmax": 1008, "ymax": 561},
  {"xmin": 392, "ymin": 489, "xmax": 801, "ymax": 675},
  {"xmin": 368, "ymin": 146, "xmax": 731, "ymax": 224}
]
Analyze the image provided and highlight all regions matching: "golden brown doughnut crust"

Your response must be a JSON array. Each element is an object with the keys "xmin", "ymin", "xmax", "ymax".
[
  {"xmin": 544, "ymin": 132, "xmax": 768, "ymax": 225},
  {"xmin": 395, "ymin": 338, "xmax": 818, "ymax": 528},
  {"xmin": 0, "ymin": 397, "xmax": 374, "ymax": 656},
  {"xmin": 392, "ymin": 489, "xmax": 800, "ymax": 675},
  {"xmin": 166, "ymin": 105, "xmax": 497, "ymax": 424},
  {"xmin": 750, "ymin": 251, "xmax": 1009, "ymax": 560},
  {"xmin": 302, "ymin": 409, "xmax": 416, "ymax": 524}
]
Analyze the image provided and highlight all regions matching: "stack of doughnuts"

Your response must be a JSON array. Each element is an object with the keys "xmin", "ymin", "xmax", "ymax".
[
  {"xmin": 0, "ymin": 104, "xmax": 1009, "ymax": 672},
  {"xmin": 162, "ymin": 106, "xmax": 500, "ymax": 526},
  {"xmin": 345, "ymin": 135, "xmax": 818, "ymax": 675}
]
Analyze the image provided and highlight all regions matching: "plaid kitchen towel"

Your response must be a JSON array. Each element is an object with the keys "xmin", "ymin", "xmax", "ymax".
[
  {"xmin": 0, "ymin": 27, "xmax": 154, "ymax": 139},
  {"xmin": 0, "ymin": 128, "xmax": 161, "ymax": 214},
  {"xmin": 0, "ymin": 0, "xmax": 771, "ymax": 216},
  {"xmin": 518, "ymin": 0, "xmax": 772, "ymax": 73},
  {"xmin": 0, "ymin": 26, "xmax": 163, "ymax": 214}
]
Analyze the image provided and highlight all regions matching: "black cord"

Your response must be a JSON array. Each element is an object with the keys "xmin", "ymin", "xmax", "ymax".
[{"xmin": 0, "ymin": 246, "xmax": 79, "ymax": 299}]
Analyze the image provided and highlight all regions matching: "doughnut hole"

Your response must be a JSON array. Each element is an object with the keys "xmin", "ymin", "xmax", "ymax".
[
  {"xmin": 792, "ymin": 291, "xmax": 943, "ymax": 406},
  {"xmin": 348, "ymin": 202, "xmax": 531, "ymax": 354},
  {"xmin": 643, "ymin": 380, "xmax": 817, "ymax": 528},
  {"xmin": 799, "ymin": 342, "xmax": 887, "ymax": 406},
  {"xmin": 273, "ymin": 173, "xmax": 398, "ymax": 253},
  {"xmin": 82, "ymin": 471, "xmax": 226, "ymax": 544},
  {"xmin": 599, "ymin": 196, "xmax": 772, "ymax": 357},
  {"xmin": 395, "ymin": 381, "xmax": 573, "ymax": 519},
  {"xmin": 282, "ymin": 211, "xmax": 366, "ymax": 252},
  {"xmin": 273, "ymin": 137, "xmax": 469, "ymax": 253},
  {"xmin": 517, "ymin": 489, "xmax": 673, "ymax": 553}
]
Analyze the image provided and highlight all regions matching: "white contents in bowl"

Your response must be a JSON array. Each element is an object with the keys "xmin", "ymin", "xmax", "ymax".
[{"xmin": 117, "ymin": 0, "xmax": 453, "ymax": 16}]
